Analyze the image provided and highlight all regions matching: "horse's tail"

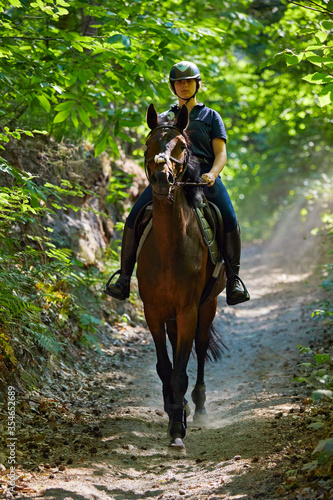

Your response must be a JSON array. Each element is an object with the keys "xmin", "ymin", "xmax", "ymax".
[{"xmin": 206, "ymin": 324, "xmax": 227, "ymax": 362}]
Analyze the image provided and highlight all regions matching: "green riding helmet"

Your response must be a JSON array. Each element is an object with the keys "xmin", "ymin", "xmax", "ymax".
[{"xmin": 169, "ymin": 61, "xmax": 201, "ymax": 82}]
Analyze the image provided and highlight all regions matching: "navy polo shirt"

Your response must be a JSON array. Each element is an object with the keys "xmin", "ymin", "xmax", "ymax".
[{"xmin": 160, "ymin": 104, "xmax": 227, "ymax": 167}]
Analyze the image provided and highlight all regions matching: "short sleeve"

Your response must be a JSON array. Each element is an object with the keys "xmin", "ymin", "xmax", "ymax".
[{"xmin": 211, "ymin": 111, "xmax": 227, "ymax": 143}]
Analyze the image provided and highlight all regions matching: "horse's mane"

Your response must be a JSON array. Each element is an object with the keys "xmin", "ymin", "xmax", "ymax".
[{"xmin": 157, "ymin": 115, "xmax": 204, "ymax": 209}]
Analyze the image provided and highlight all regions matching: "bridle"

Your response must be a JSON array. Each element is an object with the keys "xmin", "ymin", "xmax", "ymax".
[{"xmin": 144, "ymin": 125, "xmax": 206, "ymax": 188}]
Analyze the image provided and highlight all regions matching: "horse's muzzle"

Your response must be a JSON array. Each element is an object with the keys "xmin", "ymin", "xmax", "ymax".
[{"xmin": 150, "ymin": 169, "xmax": 174, "ymax": 197}]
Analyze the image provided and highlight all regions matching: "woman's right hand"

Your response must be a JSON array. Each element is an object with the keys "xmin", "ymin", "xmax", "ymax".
[{"xmin": 201, "ymin": 172, "xmax": 216, "ymax": 187}]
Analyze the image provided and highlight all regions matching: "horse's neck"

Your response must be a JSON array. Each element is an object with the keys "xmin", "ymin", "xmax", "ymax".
[{"xmin": 152, "ymin": 190, "xmax": 192, "ymax": 249}]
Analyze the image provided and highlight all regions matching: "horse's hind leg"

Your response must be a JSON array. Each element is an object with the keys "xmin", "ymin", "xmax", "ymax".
[{"xmin": 192, "ymin": 298, "xmax": 217, "ymax": 424}]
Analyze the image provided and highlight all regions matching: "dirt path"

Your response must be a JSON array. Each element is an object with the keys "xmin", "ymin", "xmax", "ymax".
[{"xmin": 1, "ymin": 235, "xmax": 331, "ymax": 499}]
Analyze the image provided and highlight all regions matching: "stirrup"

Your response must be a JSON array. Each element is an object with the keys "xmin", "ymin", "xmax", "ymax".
[
  {"xmin": 105, "ymin": 270, "xmax": 121, "ymax": 290},
  {"xmin": 104, "ymin": 270, "xmax": 130, "ymax": 300},
  {"xmin": 226, "ymin": 274, "xmax": 250, "ymax": 306}
]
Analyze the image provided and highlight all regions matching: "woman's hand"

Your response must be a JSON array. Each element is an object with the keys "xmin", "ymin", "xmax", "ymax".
[{"xmin": 201, "ymin": 172, "xmax": 216, "ymax": 187}]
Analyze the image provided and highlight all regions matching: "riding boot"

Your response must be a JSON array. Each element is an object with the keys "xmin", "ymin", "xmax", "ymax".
[
  {"xmin": 224, "ymin": 223, "xmax": 250, "ymax": 306},
  {"xmin": 104, "ymin": 223, "xmax": 137, "ymax": 300}
]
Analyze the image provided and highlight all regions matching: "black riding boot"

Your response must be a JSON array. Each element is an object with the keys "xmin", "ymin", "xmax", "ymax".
[
  {"xmin": 224, "ymin": 223, "xmax": 250, "ymax": 306},
  {"xmin": 104, "ymin": 223, "xmax": 137, "ymax": 300}
]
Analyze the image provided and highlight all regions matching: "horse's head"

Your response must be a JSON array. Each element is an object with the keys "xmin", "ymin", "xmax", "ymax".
[{"xmin": 144, "ymin": 104, "xmax": 190, "ymax": 198}]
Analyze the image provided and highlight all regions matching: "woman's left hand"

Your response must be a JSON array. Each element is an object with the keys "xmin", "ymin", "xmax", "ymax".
[{"xmin": 201, "ymin": 172, "xmax": 216, "ymax": 187}]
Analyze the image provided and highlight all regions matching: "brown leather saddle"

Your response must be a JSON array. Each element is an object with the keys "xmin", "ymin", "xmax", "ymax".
[{"xmin": 135, "ymin": 197, "xmax": 224, "ymax": 265}]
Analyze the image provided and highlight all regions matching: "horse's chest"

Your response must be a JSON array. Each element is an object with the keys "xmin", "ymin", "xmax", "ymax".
[{"xmin": 137, "ymin": 232, "xmax": 206, "ymax": 309}]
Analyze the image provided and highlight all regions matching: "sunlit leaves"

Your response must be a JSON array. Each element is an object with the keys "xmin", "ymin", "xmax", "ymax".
[
  {"xmin": 53, "ymin": 108, "xmax": 72, "ymax": 124},
  {"xmin": 302, "ymin": 72, "xmax": 333, "ymax": 84},
  {"xmin": 36, "ymin": 94, "xmax": 51, "ymax": 112}
]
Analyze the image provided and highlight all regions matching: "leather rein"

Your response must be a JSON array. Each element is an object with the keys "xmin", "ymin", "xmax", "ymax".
[{"xmin": 144, "ymin": 125, "xmax": 206, "ymax": 188}]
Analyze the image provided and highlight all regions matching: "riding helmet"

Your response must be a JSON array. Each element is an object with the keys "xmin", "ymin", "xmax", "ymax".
[{"xmin": 169, "ymin": 61, "xmax": 201, "ymax": 82}]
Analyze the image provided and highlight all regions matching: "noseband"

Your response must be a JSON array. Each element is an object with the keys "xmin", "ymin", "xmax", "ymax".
[{"xmin": 144, "ymin": 125, "xmax": 190, "ymax": 188}]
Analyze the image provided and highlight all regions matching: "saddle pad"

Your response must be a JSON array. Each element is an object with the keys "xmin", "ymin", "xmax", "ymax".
[
  {"xmin": 193, "ymin": 203, "xmax": 220, "ymax": 266},
  {"xmin": 136, "ymin": 218, "xmax": 152, "ymax": 261}
]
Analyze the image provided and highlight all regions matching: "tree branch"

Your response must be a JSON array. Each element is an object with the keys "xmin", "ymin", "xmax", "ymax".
[
  {"xmin": 286, "ymin": 0, "xmax": 333, "ymax": 16},
  {"xmin": 306, "ymin": 0, "xmax": 333, "ymax": 15}
]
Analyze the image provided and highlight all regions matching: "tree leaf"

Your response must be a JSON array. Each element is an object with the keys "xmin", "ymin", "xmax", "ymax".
[
  {"xmin": 302, "ymin": 72, "xmax": 333, "ymax": 84},
  {"xmin": 71, "ymin": 110, "xmax": 79, "ymax": 129},
  {"xmin": 53, "ymin": 108, "xmax": 72, "ymax": 123},
  {"xmin": 315, "ymin": 31, "xmax": 328, "ymax": 44},
  {"xmin": 54, "ymin": 100, "xmax": 75, "ymax": 111},
  {"xmin": 286, "ymin": 54, "xmax": 299, "ymax": 66},
  {"xmin": 36, "ymin": 94, "xmax": 51, "ymax": 112},
  {"xmin": 94, "ymin": 134, "xmax": 108, "ymax": 156},
  {"xmin": 306, "ymin": 54, "xmax": 322, "ymax": 67},
  {"xmin": 313, "ymin": 438, "xmax": 333, "ymax": 456},
  {"xmin": 307, "ymin": 422, "xmax": 324, "ymax": 430},
  {"xmin": 318, "ymin": 92, "xmax": 332, "ymax": 107},
  {"xmin": 107, "ymin": 34, "xmax": 122, "ymax": 44},
  {"xmin": 77, "ymin": 106, "xmax": 91, "ymax": 128},
  {"xmin": 322, "ymin": 20, "xmax": 333, "ymax": 31},
  {"xmin": 312, "ymin": 389, "xmax": 333, "ymax": 401},
  {"xmin": 323, "ymin": 57, "xmax": 333, "ymax": 69},
  {"xmin": 318, "ymin": 83, "xmax": 333, "ymax": 108},
  {"xmin": 121, "ymin": 35, "xmax": 131, "ymax": 48}
]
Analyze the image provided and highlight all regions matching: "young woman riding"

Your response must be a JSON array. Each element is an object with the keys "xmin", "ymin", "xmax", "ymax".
[{"xmin": 105, "ymin": 61, "xmax": 250, "ymax": 306}]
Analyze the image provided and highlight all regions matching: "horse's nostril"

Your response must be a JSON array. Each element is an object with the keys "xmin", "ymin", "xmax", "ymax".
[
  {"xmin": 150, "ymin": 173, "xmax": 157, "ymax": 184},
  {"xmin": 152, "ymin": 171, "xmax": 170, "ymax": 185}
]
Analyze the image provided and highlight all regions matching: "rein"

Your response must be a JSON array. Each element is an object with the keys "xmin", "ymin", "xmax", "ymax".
[{"xmin": 144, "ymin": 124, "xmax": 205, "ymax": 188}]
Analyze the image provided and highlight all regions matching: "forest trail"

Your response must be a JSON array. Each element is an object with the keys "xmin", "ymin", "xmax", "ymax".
[{"xmin": 2, "ymin": 220, "xmax": 329, "ymax": 500}]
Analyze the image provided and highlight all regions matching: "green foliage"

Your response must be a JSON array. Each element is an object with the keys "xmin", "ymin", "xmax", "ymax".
[
  {"xmin": 0, "ymin": 0, "xmax": 207, "ymax": 154},
  {"xmin": 106, "ymin": 171, "xmax": 133, "ymax": 206},
  {"xmin": 313, "ymin": 438, "xmax": 333, "ymax": 463},
  {"xmin": 0, "ymin": 157, "xmax": 106, "ymax": 382},
  {"xmin": 260, "ymin": 14, "xmax": 333, "ymax": 107},
  {"xmin": 1, "ymin": 0, "xmax": 332, "ymax": 239},
  {"xmin": 294, "ymin": 346, "xmax": 333, "ymax": 401}
]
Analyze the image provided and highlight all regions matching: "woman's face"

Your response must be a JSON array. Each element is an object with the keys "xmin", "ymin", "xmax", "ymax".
[{"xmin": 174, "ymin": 78, "xmax": 197, "ymax": 100}]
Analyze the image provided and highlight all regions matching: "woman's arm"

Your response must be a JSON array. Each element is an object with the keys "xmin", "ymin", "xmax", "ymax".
[{"xmin": 201, "ymin": 138, "xmax": 227, "ymax": 187}]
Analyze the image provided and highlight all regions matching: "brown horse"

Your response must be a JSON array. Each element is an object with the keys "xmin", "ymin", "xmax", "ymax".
[{"xmin": 136, "ymin": 103, "xmax": 226, "ymax": 451}]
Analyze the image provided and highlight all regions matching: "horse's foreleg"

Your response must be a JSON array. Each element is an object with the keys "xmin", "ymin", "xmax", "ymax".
[
  {"xmin": 192, "ymin": 298, "xmax": 217, "ymax": 423},
  {"xmin": 169, "ymin": 308, "xmax": 198, "ymax": 448},
  {"xmin": 145, "ymin": 309, "xmax": 173, "ymax": 419}
]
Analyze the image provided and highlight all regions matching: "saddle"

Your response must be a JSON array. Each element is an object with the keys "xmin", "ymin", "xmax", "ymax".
[{"xmin": 135, "ymin": 198, "xmax": 224, "ymax": 266}]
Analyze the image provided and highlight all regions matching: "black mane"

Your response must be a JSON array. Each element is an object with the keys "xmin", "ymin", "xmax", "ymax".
[{"xmin": 182, "ymin": 140, "xmax": 204, "ymax": 209}]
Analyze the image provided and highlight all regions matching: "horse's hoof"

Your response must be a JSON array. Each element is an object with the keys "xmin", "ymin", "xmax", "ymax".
[
  {"xmin": 168, "ymin": 438, "xmax": 186, "ymax": 455},
  {"xmin": 193, "ymin": 411, "xmax": 209, "ymax": 425}
]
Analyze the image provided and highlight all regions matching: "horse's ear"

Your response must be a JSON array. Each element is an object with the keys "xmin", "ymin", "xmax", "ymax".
[
  {"xmin": 147, "ymin": 103, "xmax": 158, "ymax": 130},
  {"xmin": 175, "ymin": 105, "xmax": 189, "ymax": 132}
]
